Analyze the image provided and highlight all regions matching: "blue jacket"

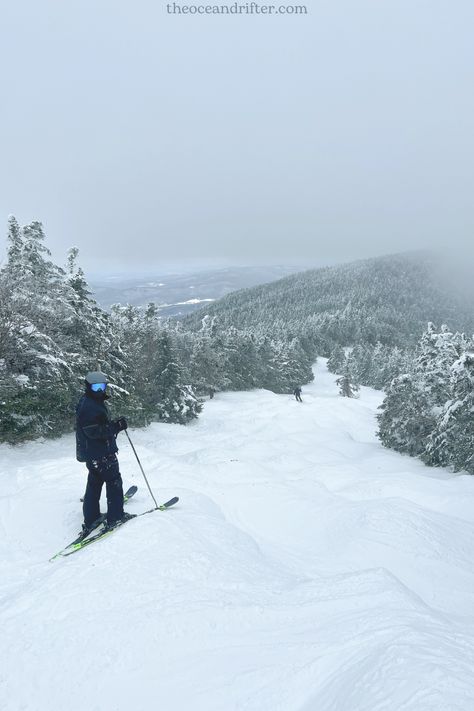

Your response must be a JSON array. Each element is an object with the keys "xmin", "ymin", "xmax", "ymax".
[{"xmin": 75, "ymin": 394, "xmax": 119, "ymax": 462}]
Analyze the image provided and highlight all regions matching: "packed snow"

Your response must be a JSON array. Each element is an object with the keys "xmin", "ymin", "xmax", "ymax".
[{"xmin": 1, "ymin": 360, "xmax": 474, "ymax": 711}]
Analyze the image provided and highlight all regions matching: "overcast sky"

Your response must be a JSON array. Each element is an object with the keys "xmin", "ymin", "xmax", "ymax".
[{"xmin": 1, "ymin": 1, "xmax": 473, "ymax": 273}]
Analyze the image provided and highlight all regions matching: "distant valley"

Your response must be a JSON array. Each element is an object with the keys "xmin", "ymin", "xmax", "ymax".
[{"xmin": 89, "ymin": 265, "xmax": 306, "ymax": 316}]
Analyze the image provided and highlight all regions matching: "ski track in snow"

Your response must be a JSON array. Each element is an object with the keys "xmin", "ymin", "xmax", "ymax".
[{"xmin": 1, "ymin": 360, "xmax": 474, "ymax": 711}]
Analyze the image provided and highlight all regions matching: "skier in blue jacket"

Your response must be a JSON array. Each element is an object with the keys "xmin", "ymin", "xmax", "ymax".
[{"xmin": 76, "ymin": 371, "xmax": 134, "ymax": 534}]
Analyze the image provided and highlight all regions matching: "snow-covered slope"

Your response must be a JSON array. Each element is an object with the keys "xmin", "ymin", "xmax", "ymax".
[{"xmin": 1, "ymin": 361, "xmax": 474, "ymax": 711}]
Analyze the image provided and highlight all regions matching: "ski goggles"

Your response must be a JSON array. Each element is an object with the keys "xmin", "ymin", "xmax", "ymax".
[{"xmin": 90, "ymin": 382, "xmax": 107, "ymax": 392}]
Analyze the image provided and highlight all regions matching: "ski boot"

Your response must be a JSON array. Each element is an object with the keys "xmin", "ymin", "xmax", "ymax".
[
  {"xmin": 80, "ymin": 514, "xmax": 106, "ymax": 539},
  {"xmin": 104, "ymin": 511, "xmax": 137, "ymax": 532}
]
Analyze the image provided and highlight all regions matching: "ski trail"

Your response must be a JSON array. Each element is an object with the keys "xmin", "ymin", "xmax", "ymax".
[{"xmin": 1, "ymin": 360, "xmax": 474, "ymax": 710}]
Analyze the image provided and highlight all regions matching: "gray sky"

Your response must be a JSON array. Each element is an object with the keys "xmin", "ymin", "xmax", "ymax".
[{"xmin": 1, "ymin": 0, "xmax": 473, "ymax": 273}]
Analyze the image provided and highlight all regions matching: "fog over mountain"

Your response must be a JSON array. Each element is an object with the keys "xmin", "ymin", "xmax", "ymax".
[{"xmin": 182, "ymin": 251, "xmax": 474, "ymax": 346}]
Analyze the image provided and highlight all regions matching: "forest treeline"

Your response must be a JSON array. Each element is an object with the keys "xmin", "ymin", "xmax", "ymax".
[
  {"xmin": 0, "ymin": 217, "xmax": 312, "ymax": 443},
  {"xmin": 1, "ymin": 217, "xmax": 473, "ymax": 476}
]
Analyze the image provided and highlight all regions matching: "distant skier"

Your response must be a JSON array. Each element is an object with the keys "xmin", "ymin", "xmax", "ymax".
[
  {"xmin": 75, "ymin": 371, "xmax": 135, "ymax": 534},
  {"xmin": 293, "ymin": 386, "xmax": 303, "ymax": 402},
  {"xmin": 209, "ymin": 387, "xmax": 215, "ymax": 400}
]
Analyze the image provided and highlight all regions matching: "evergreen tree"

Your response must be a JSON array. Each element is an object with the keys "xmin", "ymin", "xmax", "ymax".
[
  {"xmin": 378, "ymin": 325, "xmax": 472, "ymax": 467},
  {"xmin": 347, "ymin": 344, "xmax": 371, "ymax": 384},
  {"xmin": 5, "ymin": 215, "xmax": 22, "ymax": 274},
  {"xmin": 0, "ymin": 219, "xmax": 75, "ymax": 441},
  {"xmin": 416, "ymin": 323, "xmax": 464, "ymax": 407},
  {"xmin": 327, "ymin": 345, "xmax": 345, "ymax": 374},
  {"xmin": 155, "ymin": 361, "xmax": 202, "ymax": 424},
  {"xmin": 377, "ymin": 372, "xmax": 433, "ymax": 456},
  {"xmin": 221, "ymin": 328, "xmax": 259, "ymax": 391},
  {"xmin": 336, "ymin": 359, "xmax": 360, "ymax": 398},
  {"xmin": 426, "ymin": 352, "xmax": 474, "ymax": 472},
  {"xmin": 262, "ymin": 338, "xmax": 313, "ymax": 394},
  {"xmin": 153, "ymin": 332, "xmax": 201, "ymax": 423},
  {"xmin": 190, "ymin": 333, "xmax": 225, "ymax": 394}
]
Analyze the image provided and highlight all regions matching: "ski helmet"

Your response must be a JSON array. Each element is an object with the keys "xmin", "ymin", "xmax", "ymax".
[{"xmin": 85, "ymin": 371, "xmax": 108, "ymax": 385}]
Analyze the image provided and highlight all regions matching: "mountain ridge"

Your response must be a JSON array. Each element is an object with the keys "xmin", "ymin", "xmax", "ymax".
[{"xmin": 182, "ymin": 251, "xmax": 474, "ymax": 348}]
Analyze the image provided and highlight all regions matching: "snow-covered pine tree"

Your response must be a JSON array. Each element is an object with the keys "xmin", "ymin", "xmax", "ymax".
[
  {"xmin": 63, "ymin": 247, "xmax": 113, "ymax": 375},
  {"xmin": 221, "ymin": 327, "xmax": 259, "ymax": 391},
  {"xmin": 5, "ymin": 216, "xmax": 22, "ymax": 274},
  {"xmin": 0, "ymin": 219, "xmax": 75, "ymax": 441},
  {"xmin": 66, "ymin": 247, "xmax": 92, "ymax": 303},
  {"xmin": 336, "ymin": 358, "xmax": 360, "ymax": 398},
  {"xmin": 155, "ymin": 360, "xmax": 202, "ymax": 424},
  {"xmin": 345, "ymin": 344, "xmax": 370, "ymax": 384},
  {"xmin": 384, "ymin": 347, "xmax": 410, "ymax": 385},
  {"xmin": 327, "ymin": 345, "xmax": 345, "ymax": 374},
  {"xmin": 377, "ymin": 372, "xmax": 433, "ymax": 456},
  {"xmin": 254, "ymin": 335, "xmax": 275, "ymax": 389},
  {"xmin": 368, "ymin": 342, "xmax": 391, "ymax": 390},
  {"xmin": 425, "ymin": 352, "xmax": 474, "ymax": 472},
  {"xmin": 189, "ymin": 317, "xmax": 227, "ymax": 394},
  {"xmin": 109, "ymin": 304, "xmax": 164, "ymax": 426},
  {"xmin": 262, "ymin": 337, "xmax": 313, "ymax": 394},
  {"xmin": 377, "ymin": 324, "xmax": 466, "ymax": 460},
  {"xmin": 417, "ymin": 324, "xmax": 465, "ymax": 407},
  {"xmin": 152, "ymin": 331, "xmax": 201, "ymax": 423}
]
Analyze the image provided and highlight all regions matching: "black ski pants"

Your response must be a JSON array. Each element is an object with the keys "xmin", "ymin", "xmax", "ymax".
[{"xmin": 83, "ymin": 454, "xmax": 124, "ymax": 527}]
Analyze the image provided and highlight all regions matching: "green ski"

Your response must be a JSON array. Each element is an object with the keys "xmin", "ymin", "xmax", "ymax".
[
  {"xmin": 50, "ymin": 496, "xmax": 179, "ymax": 560},
  {"xmin": 50, "ymin": 485, "xmax": 138, "ymax": 559}
]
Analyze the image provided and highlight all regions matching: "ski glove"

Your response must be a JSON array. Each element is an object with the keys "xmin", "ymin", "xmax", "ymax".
[{"xmin": 115, "ymin": 417, "xmax": 128, "ymax": 432}]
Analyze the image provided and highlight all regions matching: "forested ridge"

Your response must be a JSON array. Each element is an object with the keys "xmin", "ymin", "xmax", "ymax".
[{"xmin": 183, "ymin": 252, "xmax": 474, "ymax": 349}]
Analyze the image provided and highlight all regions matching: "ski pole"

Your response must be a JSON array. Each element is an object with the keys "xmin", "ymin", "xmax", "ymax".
[{"xmin": 125, "ymin": 430, "xmax": 159, "ymax": 509}]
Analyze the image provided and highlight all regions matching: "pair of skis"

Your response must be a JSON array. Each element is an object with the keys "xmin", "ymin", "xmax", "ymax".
[{"xmin": 50, "ymin": 486, "xmax": 178, "ymax": 560}]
